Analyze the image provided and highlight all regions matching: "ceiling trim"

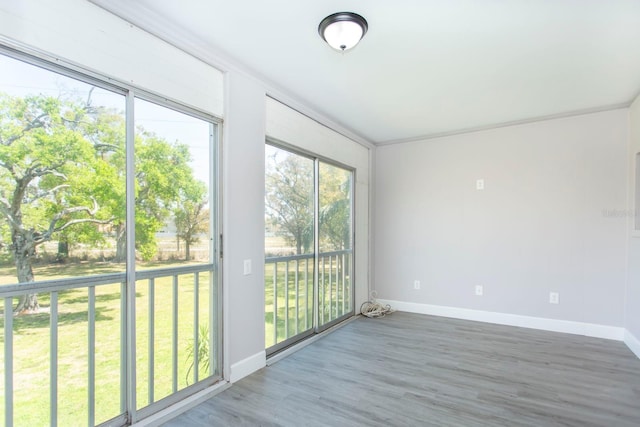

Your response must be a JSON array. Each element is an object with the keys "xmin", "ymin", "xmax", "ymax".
[
  {"xmin": 376, "ymin": 102, "xmax": 633, "ymax": 147},
  {"xmin": 88, "ymin": 0, "xmax": 375, "ymax": 150}
]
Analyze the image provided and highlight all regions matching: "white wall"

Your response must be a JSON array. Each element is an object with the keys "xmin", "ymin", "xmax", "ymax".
[
  {"xmin": 627, "ymin": 95, "xmax": 640, "ymax": 346},
  {"xmin": 223, "ymin": 71, "xmax": 267, "ymax": 379},
  {"xmin": 0, "ymin": 0, "xmax": 223, "ymax": 116},
  {"xmin": 375, "ymin": 110, "xmax": 629, "ymax": 330}
]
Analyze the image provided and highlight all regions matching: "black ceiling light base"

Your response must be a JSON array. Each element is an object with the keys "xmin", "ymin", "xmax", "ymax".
[{"xmin": 318, "ymin": 12, "xmax": 368, "ymax": 51}]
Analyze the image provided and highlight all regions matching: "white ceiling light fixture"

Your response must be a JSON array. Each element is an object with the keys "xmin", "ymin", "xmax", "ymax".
[{"xmin": 318, "ymin": 12, "xmax": 368, "ymax": 52}]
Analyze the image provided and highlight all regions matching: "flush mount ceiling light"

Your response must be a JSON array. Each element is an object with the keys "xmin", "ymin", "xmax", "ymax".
[{"xmin": 318, "ymin": 12, "xmax": 368, "ymax": 51}]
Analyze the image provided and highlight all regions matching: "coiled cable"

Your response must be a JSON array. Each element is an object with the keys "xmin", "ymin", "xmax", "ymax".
[{"xmin": 360, "ymin": 291, "xmax": 394, "ymax": 318}]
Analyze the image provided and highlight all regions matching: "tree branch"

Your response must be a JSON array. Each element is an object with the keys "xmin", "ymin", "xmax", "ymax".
[
  {"xmin": 0, "ymin": 201, "xmax": 22, "ymax": 230},
  {"xmin": 38, "ymin": 198, "xmax": 105, "ymax": 243},
  {"xmin": 0, "ymin": 113, "xmax": 49, "ymax": 146},
  {"xmin": 93, "ymin": 142, "xmax": 120, "ymax": 151},
  {"xmin": 53, "ymin": 217, "xmax": 114, "ymax": 234},
  {"xmin": 21, "ymin": 163, "xmax": 67, "ymax": 182},
  {"xmin": 24, "ymin": 184, "xmax": 70, "ymax": 204}
]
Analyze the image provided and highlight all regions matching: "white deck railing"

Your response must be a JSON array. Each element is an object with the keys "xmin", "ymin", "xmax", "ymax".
[
  {"xmin": 1, "ymin": 263, "xmax": 218, "ymax": 426},
  {"xmin": 265, "ymin": 249, "xmax": 353, "ymax": 349}
]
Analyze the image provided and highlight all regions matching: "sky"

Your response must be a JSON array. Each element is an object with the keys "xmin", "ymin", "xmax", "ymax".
[{"xmin": 0, "ymin": 54, "xmax": 212, "ymax": 186}]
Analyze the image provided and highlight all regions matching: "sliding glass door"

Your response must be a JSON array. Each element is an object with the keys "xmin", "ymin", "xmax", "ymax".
[
  {"xmin": 0, "ymin": 50, "xmax": 221, "ymax": 426},
  {"xmin": 264, "ymin": 143, "xmax": 353, "ymax": 353},
  {"xmin": 317, "ymin": 162, "xmax": 353, "ymax": 331},
  {"xmin": 264, "ymin": 145, "xmax": 315, "ymax": 350}
]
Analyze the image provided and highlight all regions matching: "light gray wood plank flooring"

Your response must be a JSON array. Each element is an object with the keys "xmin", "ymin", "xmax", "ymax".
[{"xmin": 163, "ymin": 312, "xmax": 640, "ymax": 426}]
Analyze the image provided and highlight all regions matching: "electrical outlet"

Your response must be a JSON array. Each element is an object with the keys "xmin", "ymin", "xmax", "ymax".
[
  {"xmin": 475, "ymin": 285, "xmax": 483, "ymax": 296},
  {"xmin": 414, "ymin": 280, "xmax": 420, "ymax": 290},
  {"xmin": 476, "ymin": 179, "xmax": 485, "ymax": 190},
  {"xmin": 549, "ymin": 292, "xmax": 559, "ymax": 304}
]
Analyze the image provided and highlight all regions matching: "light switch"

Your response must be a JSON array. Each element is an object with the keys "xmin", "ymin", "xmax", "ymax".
[
  {"xmin": 476, "ymin": 179, "xmax": 484, "ymax": 190},
  {"xmin": 243, "ymin": 259, "xmax": 252, "ymax": 275}
]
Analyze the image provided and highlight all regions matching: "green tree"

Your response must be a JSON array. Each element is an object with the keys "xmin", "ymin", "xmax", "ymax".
[
  {"xmin": 107, "ymin": 126, "xmax": 206, "ymax": 264},
  {"xmin": 0, "ymin": 90, "xmax": 208, "ymax": 312},
  {"xmin": 174, "ymin": 180, "xmax": 209, "ymax": 261},
  {"xmin": 265, "ymin": 150, "xmax": 314, "ymax": 255},
  {"xmin": 128, "ymin": 131, "xmax": 200, "ymax": 261},
  {"xmin": 319, "ymin": 164, "xmax": 352, "ymax": 251},
  {"xmin": 0, "ymin": 92, "xmax": 119, "ymax": 313}
]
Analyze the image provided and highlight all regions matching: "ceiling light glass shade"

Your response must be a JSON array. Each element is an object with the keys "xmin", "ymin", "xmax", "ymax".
[{"xmin": 318, "ymin": 12, "xmax": 368, "ymax": 51}]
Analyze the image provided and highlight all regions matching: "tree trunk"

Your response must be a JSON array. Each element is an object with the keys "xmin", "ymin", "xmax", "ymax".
[
  {"xmin": 114, "ymin": 224, "xmax": 126, "ymax": 263},
  {"xmin": 14, "ymin": 294, "xmax": 39, "ymax": 314},
  {"xmin": 12, "ymin": 234, "xmax": 39, "ymax": 314},
  {"xmin": 295, "ymin": 232, "xmax": 303, "ymax": 255},
  {"xmin": 57, "ymin": 240, "xmax": 69, "ymax": 262},
  {"xmin": 185, "ymin": 240, "xmax": 191, "ymax": 261}
]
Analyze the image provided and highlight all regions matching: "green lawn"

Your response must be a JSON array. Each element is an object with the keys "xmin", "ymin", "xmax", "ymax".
[{"xmin": 0, "ymin": 261, "xmax": 215, "ymax": 426}]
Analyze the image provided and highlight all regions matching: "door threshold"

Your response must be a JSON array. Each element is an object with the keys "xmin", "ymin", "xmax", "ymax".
[{"xmin": 266, "ymin": 315, "xmax": 359, "ymax": 366}]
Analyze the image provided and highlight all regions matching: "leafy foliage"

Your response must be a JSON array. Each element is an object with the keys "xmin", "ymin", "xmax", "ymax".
[
  {"xmin": 174, "ymin": 180, "xmax": 209, "ymax": 260},
  {"xmin": 319, "ymin": 163, "xmax": 352, "ymax": 251},
  {"xmin": 265, "ymin": 147, "xmax": 352, "ymax": 255},
  {"xmin": 185, "ymin": 324, "xmax": 210, "ymax": 385},
  {"xmin": 0, "ymin": 91, "xmax": 121, "ymax": 311},
  {"xmin": 0, "ymin": 90, "xmax": 208, "ymax": 310},
  {"xmin": 265, "ymin": 149, "xmax": 314, "ymax": 255}
]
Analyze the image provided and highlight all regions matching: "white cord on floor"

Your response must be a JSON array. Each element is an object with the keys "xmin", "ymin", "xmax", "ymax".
[{"xmin": 360, "ymin": 291, "xmax": 394, "ymax": 318}]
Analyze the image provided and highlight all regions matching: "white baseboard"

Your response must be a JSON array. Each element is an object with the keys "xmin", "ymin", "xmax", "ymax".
[
  {"xmin": 230, "ymin": 350, "xmax": 266, "ymax": 383},
  {"xmin": 624, "ymin": 330, "xmax": 640, "ymax": 359},
  {"xmin": 378, "ymin": 299, "xmax": 625, "ymax": 341}
]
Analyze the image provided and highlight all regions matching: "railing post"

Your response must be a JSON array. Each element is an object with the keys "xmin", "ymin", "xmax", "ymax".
[
  {"xmin": 341, "ymin": 253, "xmax": 346, "ymax": 316},
  {"xmin": 295, "ymin": 259, "xmax": 299, "ymax": 336},
  {"xmin": 120, "ymin": 281, "xmax": 127, "ymax": 414},
  {"xmin": 335, "ymin": 255, "xmax": 340, "ymax": 318},
  {"xmin": 284, "ymin": 261, "xmax": 289, "ymax": 341},
  {"xmin": 4, "ymin": 297, "xmax": 13, "ymax": 427},
  {"xmin": 335, "ymin": 255, "xmax": 339, "ymax": 319},
  {"xmin": 194, "ymin": 272, "xmax": 200, "ymax": 383},
  {"xmin": 172, "ymin": 275, "xmax": 179, "ymax": 393},
  {"xmin": 304, "ymin": 258, "xmax": 309, "ymax": 331},
  {"xmin": 148, "ymin": 278, "xmax": 155, "ymax": 404},
  {"xmin": 273, "ymin": 263, "xmax": 278, "ymax": 345},
  {"xmin": 329, "ymin": 255, "xmax": 333, "ymax": 321},
  {"xmin": 209, "ymin": 268, "xmax": 216, "ymax": 377},
  {"xmin": 50, "ymin": 292, "xmax": 58, "ymax": 427},
  {"xmin": 321, "ymin": 256, "xmax": 325, "ymax": 325},
  {"xmin": 88, "ymin": 286, "xmax": 96, "ymax": 427}
]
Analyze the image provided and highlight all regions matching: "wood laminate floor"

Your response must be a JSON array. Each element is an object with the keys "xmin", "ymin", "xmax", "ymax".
[{"xmin": 163, "ymin": 312, "xmax": 640, "ymax": 426}]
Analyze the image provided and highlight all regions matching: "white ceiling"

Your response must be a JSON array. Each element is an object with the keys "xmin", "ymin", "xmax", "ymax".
[{"xmin": 91, "ymin": 0, "xmax": 640, "ymax": 145}]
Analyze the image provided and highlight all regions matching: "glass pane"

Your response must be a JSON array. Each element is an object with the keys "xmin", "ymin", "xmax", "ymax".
[
  {"xmin": 264, "ymin": 145, "xmax": 315, "ymax": 348},
  {"xmin": 133, "ymin": 99, "xmax": 217, "ymax": 409},
  {"xmin": 0, "ymin": 54, "xmax": 125, "ymax": 425},
  {"xmin": 265, "ymin": 145, "xmax": 314, "ymax": 257},
  {"xmin": 318, "ymin": 162, "xmax": 353, "ymax": 327},
  {"xmin": 134, "ymin": 269, "xmax": 216, "ymax": 409},
  {"xmin": 0, "ymin": 55, "xmax": 126, "ymax": 284},
  {"xmin": 134, "ymin": 98, "xmax": 212, "ymax": 269}
]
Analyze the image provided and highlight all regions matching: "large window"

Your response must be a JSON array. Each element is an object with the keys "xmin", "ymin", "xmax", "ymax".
[
  {"xmin": 265, "ymin": 142, "xmax": 354, "ymax": 353},
  {"xmin": 0, "ymin": 50, "xmax": 221, "ymax": 426}
]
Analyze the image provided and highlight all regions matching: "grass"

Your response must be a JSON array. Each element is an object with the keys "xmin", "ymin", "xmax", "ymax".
[{"xmin": 0, "ymin": 260, "xmax": 216, "ymax": 426}]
